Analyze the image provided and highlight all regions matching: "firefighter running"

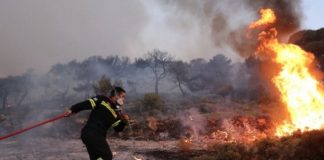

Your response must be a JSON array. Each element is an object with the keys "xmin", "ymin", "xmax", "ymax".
[{"xmin": 65, "ymin": 87, "xmax": 128, "ymax": 160}]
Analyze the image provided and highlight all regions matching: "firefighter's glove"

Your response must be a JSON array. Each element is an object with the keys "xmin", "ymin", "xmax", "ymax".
[{"xmin": 64, "ymin": 109, "xmax": 74, "ymax": 117}]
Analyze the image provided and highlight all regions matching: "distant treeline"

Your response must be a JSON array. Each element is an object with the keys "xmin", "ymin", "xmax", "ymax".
[{"xmin": 0, "ymin": 28, "xmax": 323, "ymax": 110}]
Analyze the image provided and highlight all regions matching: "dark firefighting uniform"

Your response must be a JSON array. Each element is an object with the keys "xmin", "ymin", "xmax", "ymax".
[{"xmin": 70, "ymin": 95, "xmax": 127, "ymax": 160}]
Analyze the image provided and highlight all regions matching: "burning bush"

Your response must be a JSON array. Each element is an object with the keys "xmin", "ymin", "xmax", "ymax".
[{"xmin": 178, "ymin": 138, "xmax": 192, "ymax": 151}]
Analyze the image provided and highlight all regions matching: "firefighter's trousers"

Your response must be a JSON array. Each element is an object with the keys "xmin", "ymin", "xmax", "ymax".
[{"xmin": 81, "ymin": 130, "xmax": 112, "ymax": 160}]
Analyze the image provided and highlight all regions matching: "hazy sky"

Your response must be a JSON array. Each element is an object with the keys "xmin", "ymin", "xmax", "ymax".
[
  {"xmin": 302, "ymin": 0, "xmax": 324, "ymax": 29},
  {"xmin": 0, "ymin": 0, "xmax": 323, "ymax": 77}
]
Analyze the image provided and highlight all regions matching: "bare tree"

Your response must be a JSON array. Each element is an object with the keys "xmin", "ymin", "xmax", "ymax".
[
  {"xmin": 145, "ymin": 49, "xmax": 173, "ymax": 95},
  {"xmin": 0, "ymin": 80, "xmax": 9, "ymax": 110},
  {"xmin": 14, "ymin": 74, "xmax": 33, "ymax": 107},
  {"xmin": 0, "ymin": 73, "xmax": 33, "ymax": 109},
  {"xmin": 169, "ymin": 60, "xmax": 189, "ymax": 96}
]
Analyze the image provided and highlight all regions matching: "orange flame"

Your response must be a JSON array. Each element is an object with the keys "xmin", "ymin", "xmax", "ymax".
[
  {"xmin": 249, "ymin": 8, "xmax": 276, "ymax": 29},
  {"xmin": 250, "ymin": 8, "xmax": 324, "ymax": 137}
]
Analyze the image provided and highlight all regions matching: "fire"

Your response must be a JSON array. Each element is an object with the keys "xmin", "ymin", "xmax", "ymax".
[
  {"xmin": 250, "ymin": 8, "xmax": 324, "ymax": 136},
  {"xmin": 178, "ymin": 136, "xmax": 193, "ymax": 151},
  {"xmin": 249, "ymin": 8, "xmax": 276, "ymax": 29}
]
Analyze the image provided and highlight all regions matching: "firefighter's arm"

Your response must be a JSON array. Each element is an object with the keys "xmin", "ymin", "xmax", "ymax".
[
  {"xmin": 112, "ymin": 114, "xmax": 129, "ymax": 132},
  {"xmin": 69, "ymin": 98, "xmax": 97, "ymax": 113},
  {"xmin": 112, "ymin": 119, "xmax": 128, "ymax": 132}
]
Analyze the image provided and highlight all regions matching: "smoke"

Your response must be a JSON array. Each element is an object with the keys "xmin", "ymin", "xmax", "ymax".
[
  {"xmin": 153, "ymin": 0, "xmax": 302, "ymax": 58},
  {"xmin": 179, "ymin": 108, "xmax": 208, "ymax": 139},
  {"xmin": 0, "ymin": 0, "xmax": 148, "ymax": 76},
  {"xmin": 0, "ymin": 0, "xmax": 303, "ymax": 77}
]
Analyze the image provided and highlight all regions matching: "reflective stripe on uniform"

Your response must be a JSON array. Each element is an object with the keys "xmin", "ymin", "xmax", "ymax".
[
  {"xmin": 101, "ymin": 101, "xmax": 117, "ymax": 118},
  {"xmin": 112, "ymin": 120, "xmax": 121, "ymax": 128},
  {"xmin": 89, "ymin": 98, "xmax": 96, "ymax": 109}
]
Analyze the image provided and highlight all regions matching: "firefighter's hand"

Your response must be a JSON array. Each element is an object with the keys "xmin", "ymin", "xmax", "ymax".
[
  {"xmin": 122, "ymin": 114, "xmax": 130, "ymax": 121},
  {"xmin": 64, "ymin": 110, "xmax": 73, "ymax": 117}
]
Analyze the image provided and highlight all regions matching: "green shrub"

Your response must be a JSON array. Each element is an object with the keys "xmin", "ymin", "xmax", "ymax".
[{"xmin": 141, "ymin": 93, "xmax": 164, "ymax": 115}]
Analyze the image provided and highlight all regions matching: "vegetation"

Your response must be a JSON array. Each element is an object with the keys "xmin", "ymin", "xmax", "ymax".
[
  {"xmin": 141, "ymin": 93, "xmax": 164, "ymax": 115},
  {"xmin": 93, "ymin": 75, "xmax": 113, "ymax": 95},
  {"xmin": 145, "ymin": 49, "xmax": 174, "ymax": 95},
  {"xmin": 0, "ymin": 28, "xmax": 323, "ymax": 158},
  {"xmin": 191, "ymin": 130, "xmax": 324, "ymax": 160}
]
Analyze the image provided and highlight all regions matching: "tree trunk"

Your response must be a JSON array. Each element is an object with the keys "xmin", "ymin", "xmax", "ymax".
[
  {"xmin": 16, "ymin": 90, "xmax": 28, "ymax": 107},
  {"xmin": 155, "ymin": 79, "xmax": 159, "ymax": 95},
  {"xmin": 178, "ymin": 81, "xmax": 186, "ymax": 96},
  {"xmin": 2, "ymin": 92, "xmax": 8, "ymax": 110},
  {"xmin": 1, "ymin": 98, "xmax": 3, "ymax": 110}
]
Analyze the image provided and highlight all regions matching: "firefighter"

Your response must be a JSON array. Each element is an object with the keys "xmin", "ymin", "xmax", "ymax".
[{"xmin": 65, "ymin": 87, "xmax": 128, "ymax": 160}]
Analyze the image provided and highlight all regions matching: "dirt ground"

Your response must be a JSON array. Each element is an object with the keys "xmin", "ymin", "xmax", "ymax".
[{"xmin": 0, "ymin": 137, "xmax": 214, "ymax": 160}]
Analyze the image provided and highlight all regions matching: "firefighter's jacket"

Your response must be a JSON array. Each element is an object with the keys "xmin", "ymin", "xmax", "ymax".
[{"xmin": 70, "ymin": 95, "xmax": 127, "ymax": 137}]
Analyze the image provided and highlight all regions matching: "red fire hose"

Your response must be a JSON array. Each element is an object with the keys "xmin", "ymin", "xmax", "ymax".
[{"xmin": 0, "ymin": 112, "xmax": 68, "ymax": 141}]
